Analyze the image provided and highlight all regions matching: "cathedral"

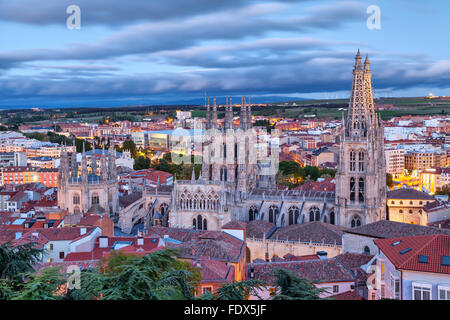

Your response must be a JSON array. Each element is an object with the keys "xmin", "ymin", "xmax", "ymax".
[
  {"xmin": 58, "ymin": 143, "xmax": 119, "ymax": 218},
  {"xmin": 74, "ymin": 50, "xmax": 386, "ymax": 234}
]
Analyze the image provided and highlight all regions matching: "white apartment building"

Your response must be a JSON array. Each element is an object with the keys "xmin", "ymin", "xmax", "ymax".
[{"xmin": 385, "ymin": 148, "xmax": 405, "ymax": 175}]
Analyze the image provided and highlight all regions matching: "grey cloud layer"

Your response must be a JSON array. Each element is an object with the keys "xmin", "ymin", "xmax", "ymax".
[{"xmin": 0, "ymin": 0, "xmax": 448, "ymax": 106}]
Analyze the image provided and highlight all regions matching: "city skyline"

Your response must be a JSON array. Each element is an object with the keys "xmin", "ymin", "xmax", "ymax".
[{"xmin": 0, "ymin": 0, "xmax": 450, "ymax": 108}]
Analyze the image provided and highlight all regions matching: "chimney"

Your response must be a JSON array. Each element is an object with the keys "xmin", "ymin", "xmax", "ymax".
[
  {"xmin": 99, "ymin": 236, "xmax": 108, "ymax": 248},
  {"xmin": 80, "ymin": 227, "xmax": 87, "ymax": 236},
  {"xmin": 317, "ymin": 251, "xmax": 328, "ymax": 260},
  {"xmin": 137, "ymin": 237, "xmax": 144, "ymax": 246}
]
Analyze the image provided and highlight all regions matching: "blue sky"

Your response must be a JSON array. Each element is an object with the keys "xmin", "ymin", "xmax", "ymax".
[{"xmin": 0, "ymin": 0, "xmax": 449, "ymax": 108}]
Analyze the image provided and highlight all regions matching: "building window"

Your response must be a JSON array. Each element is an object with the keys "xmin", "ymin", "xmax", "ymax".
[
  {"xmin": 329, "ymin": 211, "xmax": 335, "ymax": 225},
  {"xmin": 309, "ymin": 207, "xmax": 320, "ymax": 222},
  {"xmin": 269, "ymin": 205, "xmax": 279, "ymax": 224},
  {"xmin": 391, "ymin": 277, "xmax": 400, "ymax": 300},
  {"xmin": 351, "ymin": 215, "xmax": 361, "ymax": 228},
  {"xmin": 92, "ymin": 193, "xmax": 99, "ymax": 205},
  {"xmin": 350, "ymin": 178, "xmax": 355, "ymax": 202},
  {"xmin": 438, "ymin": 286, "xmax": 450, "ymax": 300},
  {"xmin": 358, "ymin": 151, "xmax": 365, "ymax": 172},
  {"xmin": 288, "ymin": 206, "xmax": 299, "ymax": 225},
  {"xmin": 249, "ymin": 206, "xmax": 258, "ymax": 221},
  {"xmin": 391, "ymin": 201, "xmax": 395, "ymax": 204},
  {"xmin": 73, "ymin": 194, "xmax": 80, "ymax": 205},
  {"xmin": 413, "ymin": 283, "xmax": 431, "ymax": 300},
  {"xmin": 358, "ymin": 178, "xmax": 365, "ymax": 202},
  {"xmin": 59, "ymin": 252, "xmax": 65, "ymax": 259},
  {"xmin": 350, "ymin": 151, "xmax": 356, "ymax": 172},
  {"xmin": 363, "ymin": 246, "xmax": 371, "ymax": 255},
  {"xmin": 333, "ymin": 285, "xmax": 339, "ymax": 293}
]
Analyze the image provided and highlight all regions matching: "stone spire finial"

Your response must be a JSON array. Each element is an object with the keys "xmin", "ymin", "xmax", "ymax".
[
  {"xmin": 354, "ymin": 49, "xmax": 362, "ymax": 71},
  {"xmin": 211, "ymin": 97, "xmax": 218, "ymax": 129}
]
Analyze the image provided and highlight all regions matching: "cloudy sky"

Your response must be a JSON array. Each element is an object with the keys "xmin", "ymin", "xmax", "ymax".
[{"xmin": 0, "ymin": 0, "xmax": 449, "ymax": 108}]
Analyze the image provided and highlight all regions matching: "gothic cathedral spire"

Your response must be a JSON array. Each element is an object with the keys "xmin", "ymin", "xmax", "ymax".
[{"xmin": 335, "ymin": 50, "xmax": 386, "ymax": 228}]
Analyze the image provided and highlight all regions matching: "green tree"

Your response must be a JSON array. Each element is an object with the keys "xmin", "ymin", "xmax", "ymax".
[
  {"xmin": 121, "ymin": 139, "xmax": 137, "ymax": 158},
  {"xmin": 134, "ymin": 156, "xmax": 151, "ymax": 170},
  {"xmin": 272, "ymin": 268, "xmax": 327, "ymax": 300},
  {"xmin": 12, "ymin": 266, "xmax": 65, "ymax": 300},
  {"xmin": 436, "ymin": 185, "xmax": 450, "ymax": 196},
  {"xmin": 209, "ymin": 280, "xmax": 266, "ymax": 300},
  {"xmin": 0, "ymin": 242, "xmax": 42, "ymax": 282},
  {"xmin": 66, "ymin": 249, "xmax": 200, "ymax": 300},
  {"xmin": 0, "ymin": 279, "xmax": 14, "ymax": 300}
]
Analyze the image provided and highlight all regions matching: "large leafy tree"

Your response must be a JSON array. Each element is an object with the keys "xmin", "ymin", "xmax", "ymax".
[
  {"xmin": 272, "ymin": 268, "xmax": 327, "ymax": 300},
  {"xmin": 0, "ymin": 242, "xmax": 42, "ymax": 283},
  {"xmin": 67, "ymin": 249, "xmax": 201, "ymax": 300},
  {"xmin": 208, "ymin": 280, "xmax": 266, "ymax": 300},
  {"xmin": 12, "ymin": 267, "xmax": 66, "ymax": 300}
]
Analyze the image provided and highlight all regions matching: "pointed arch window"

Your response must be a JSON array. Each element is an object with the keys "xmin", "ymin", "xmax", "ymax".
[
  {"xmin": 73, "ymin": 193, "xmax": 80, "ymax": 205},
  {"xmin": 92, "ymin": 193, "xmax": 99, "ymax": 205},
  {"xmin": 160, "ymin": 203, "xmax": 168, "ymax": 216},
  {"xmin": 197, "ymin": 215, "xmax": 203, "ymax": 230},
  {"xmin": 309, "ymin": 207, "xmax": 320, "ymax": 222},
  {"xmin": 288, "ymin": 206, "xmax": 300, "ymax": 225},
  {"xmin": 350, "ymin": 178, "xmax": 356, "ymax": 202},
  {"xmin": 350, "ymin": 151, "xmax": 356, "ymax": 172},
  {"xmin": 249, "ymin": 206, "xmax": 258, "ymax": 221},
  {"xmin": 358, "ymin": 151, "xmax": 365, "ymax": 172},
  {"xmin": 330, "ymin": 211, "xmax": 335, "ymax": 225},
  {"xmin": 359, "ymin": 178, "xmax": 365, "ymax": 202},
  {"xmin": 351, "ymin": 215, "xmax": 361, "ymax": 228},
  {"xmin": 269, "ymin": 205, "xmax": 279, "ymax": 223}
]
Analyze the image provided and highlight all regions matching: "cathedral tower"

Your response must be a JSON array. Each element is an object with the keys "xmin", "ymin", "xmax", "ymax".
[{"xmin": 335, "ymin": 50, "xmax": 386, "ymax": 228}]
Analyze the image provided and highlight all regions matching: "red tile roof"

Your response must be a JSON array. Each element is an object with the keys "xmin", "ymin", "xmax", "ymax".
[
  {"xmin": 248, "ymin": 258, "xmax": 355, "ymax": 284},
  {"xmin": 64, "ymin": 236, "xmax": 163, "ymax": 263},
  {"xmin": 331, "ymin": 290, "xmax": 364, "ymax": 300},
  {"xmin": 374, "ymin": 234, "xmax": 450, "ymax": 274}
]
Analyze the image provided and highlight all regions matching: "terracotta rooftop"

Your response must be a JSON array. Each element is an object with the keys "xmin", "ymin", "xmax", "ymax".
[
  {"xmin": 245, "ymin": 220, "xmax": 275, "ymax": 239},
  {"xmin": 331, "ymin": 290, "xmax": 364, "ymax": 300},
  {"xmin": 270, "ymin": 222, "xmax": 346, "ymax": 245},
  {"xmin": 148, "ymin": 226, "xmax": 245, "ymax": 263},
  {"xmin": 387, "ymin": 188, "xmax": 435, "ymax": 200},
  {"xmin": 221, "ymin": 220, "xmax": 248, "ymax": 230},
  {"xmin": 374, "ymin": 234, "xmax": 450, "ymax": 275},
  {"xmin": 344, "ymin": 220, "xmax": 450, "ymax": 239},
  {"xmin": 247, "ymin": 258, "xmax": 355, "ymax": 284}
]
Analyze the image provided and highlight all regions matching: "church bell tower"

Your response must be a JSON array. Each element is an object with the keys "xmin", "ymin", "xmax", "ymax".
[{"xmin": 335, "ymin": 50, "xmax": 386, "ymax": 228}]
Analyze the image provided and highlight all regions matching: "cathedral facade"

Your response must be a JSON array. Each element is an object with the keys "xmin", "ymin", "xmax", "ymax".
[
  {"xmin": 58, "ymin": 143, "xmax": 119, "ymax": 217},
  {"xmin": 115, "ymin": 50, "xmax": 387, "ymax": 234}
]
